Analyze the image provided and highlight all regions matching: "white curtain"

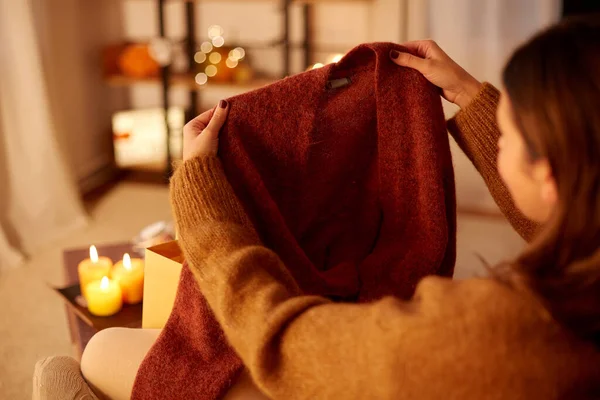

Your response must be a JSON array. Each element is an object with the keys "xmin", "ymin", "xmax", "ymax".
[
  {"xmin": 424, "ymin": 0, "xmax": 560, "ymax": 86},
  {"xmin": 0, "ymin": 0, "xmax": 88, "ymax": 270},
  {"xmin": 401, "ymin": 0, "xmax": 561, "ymax": 212}
]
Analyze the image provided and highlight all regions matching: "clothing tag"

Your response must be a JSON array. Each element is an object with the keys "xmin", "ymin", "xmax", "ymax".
[{"xmin": 327, "ymin": 77, "xmax": 351, "ymax": 90}]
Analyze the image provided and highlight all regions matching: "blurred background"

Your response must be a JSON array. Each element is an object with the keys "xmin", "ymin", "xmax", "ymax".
[{"xmin": 0, "ymin": 0, "xmax": 597, "ymax": 398}]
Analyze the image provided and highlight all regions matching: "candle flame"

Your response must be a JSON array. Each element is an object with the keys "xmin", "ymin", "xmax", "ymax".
[
  {"xmin": 90, "ymin": 245, "xmax": 99, "ymax": 263},
  {"xmin": 123, "ymin": 253, "xmax": 132, "ymax": 270},
  {"xmin": 100, "ymin": 276, "xmax": 110, "ymax": 290}
]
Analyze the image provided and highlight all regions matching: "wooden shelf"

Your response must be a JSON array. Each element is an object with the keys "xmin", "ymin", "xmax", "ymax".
[
  {"xmin": 103, "ymin": 0, "xmax": 355, "ymax": 177},
  {"xmin": 105, "ymin": 74, "xmax": 276, "ymax": 90}
]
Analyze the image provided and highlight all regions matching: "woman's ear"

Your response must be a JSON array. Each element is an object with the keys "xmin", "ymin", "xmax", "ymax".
[
  {"xmin": 534, "ymin": 159, "xmax": 558, "ymax": 206},
  {"xmin": 541, "ymin": 179, "xmax": 558, "ymax": 205}
]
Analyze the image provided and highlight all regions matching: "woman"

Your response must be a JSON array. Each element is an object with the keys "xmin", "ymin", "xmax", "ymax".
[{"xmin": 82, "ymin": 16, "xmax": 600, "ymax": 399}]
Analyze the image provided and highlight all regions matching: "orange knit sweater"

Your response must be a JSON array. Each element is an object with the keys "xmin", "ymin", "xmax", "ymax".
[{"xmin": 170, "ymin": 84, "xmax": 600, "ymax": 399}]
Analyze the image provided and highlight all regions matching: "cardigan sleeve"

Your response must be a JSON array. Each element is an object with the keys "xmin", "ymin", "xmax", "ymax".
[
  {"xmin": 447, "ymin": 83, "xmax": 539, "ymax": 242},
  {"xmin": 169, "ymin": 157, "xmax": 531, "ymax": 400}
]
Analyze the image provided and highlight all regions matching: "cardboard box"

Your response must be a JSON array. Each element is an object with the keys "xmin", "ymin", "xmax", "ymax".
[{"xmin": 142, "ymin": 241, "xmax": 184, "ymax": 329}]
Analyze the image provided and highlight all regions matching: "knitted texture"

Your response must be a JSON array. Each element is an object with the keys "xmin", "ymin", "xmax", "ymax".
[
  {"xmin": 132, "ymin": 42, "xmax": 456, "ymax": 399},
  {"xmin": 161, "ymin": 84, "xmax": 600, "ymax": 399},
  {"xmin": 33, "ymin": 356, "xmax": 99, "ymax": 400},
  {"xmin": 447, "ymin": 83, "xmax": 538, "ymax": 240}
]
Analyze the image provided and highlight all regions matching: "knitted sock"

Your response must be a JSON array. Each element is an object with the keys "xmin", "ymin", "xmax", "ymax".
[{"xmin": 33, "ymin": 356, "xmax": 99, "ymax": 400}]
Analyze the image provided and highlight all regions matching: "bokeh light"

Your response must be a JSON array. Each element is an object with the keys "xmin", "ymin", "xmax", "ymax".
[
  {"xmin": 229, "ymin": 47, "xmax": 246, "ymax": 61},
  {"xmin": 226, "ymin": 58, "xmax": 238, "ymax": 68},
  {"xmin": 195, "ymin": 73, "xmax": 208, "ymax": 85},
  {"xmin": 200, "ymin": 42, "xmax": 213, "ymax": 53},
  {"xmin": 209, "ymin": 52, "xmax": 222, "ymax": 64},
  {"xmin": 330, "ymin": 54, "xmax": 344, "ymax": 63},
  {"xmin": 212, "ymin": 36, "xmax": 225, "ymax": 48},
  {"xmin": 194, "ymin": 52, "xmax": 207, "ymax": 64},
  {"xmin": 312, "ymin": 63, "xmax": 325, "ymax": 69},
  {"xmin": 208, "ymin": 25, "xmax": 224, "ymax": 39},
  {"xmin": 205, "ymin": 65, "xmax": 218, "ymax": 77}
]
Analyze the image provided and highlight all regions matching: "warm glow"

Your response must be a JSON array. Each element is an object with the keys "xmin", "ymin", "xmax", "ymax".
[
  {"xmin": 208, "ymin": 25, "xmax": 224, "ymax": 39},
  {"xmin": 194, "ymin": 52, "xmax": 207, "ymax": 64},
  {"xmin": 209, "ymin": 52, "xmax": 222, "ymax": 64},
  {"xmin": 123, "ymin": 253, "xmax": 132, "ymax": 270},
  {"xmin": 90, "ymin": 245, "xmax": 99, "ymax": 263},
  {"xmin": 205, "ymin": 65, "xmax": 218, "ymax": 77},
  {"xmin": 330, "ymin": 54, "xmax": 344, "ymax": 63},
  {"xmin": 100, "ymin": 276, "xmax": 110, "ymax": 290},
  {"xmin": 312, "ymin": 63, "xmax": 325, "ymax": 69},
  {"xmin": 226, "ymin": 58, "xmax": 238, "ymax": 68},
  {"xmin": 113, "ymin": 115, "xmax": 134, "ymax": 134},
  {"xmin": 200, "ymin": 42, "xmax": 213, "ymax": 53},
  {"xmin": 212, "ymin": 36, "xmax": 225, "ymax": 48},
  {"xmin": 195, "ymin": 73, "xmax": 208, "ymax": 85},
  {"xmin": 229, "ymin": 47, "xmax": 245, "ymax": 61}
]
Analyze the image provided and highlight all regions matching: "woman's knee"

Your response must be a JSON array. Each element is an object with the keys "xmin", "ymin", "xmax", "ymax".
[
  {"xmin": 81, "ymin": 328, "xmax": 107, "ymax": 380},
  {"xmin": 81, "ymin": 328, "xmax": 160, "ymax": 400},
  {"xmin": 80, "ymin": 328, "xmax": 125, "ymax": 399}
]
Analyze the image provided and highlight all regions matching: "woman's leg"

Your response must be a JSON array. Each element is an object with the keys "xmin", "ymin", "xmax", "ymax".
[
  {"xmin": 81, "ymin": 328, "xmax": 161, "ymax": 400},
  {"xmin": 81, "ymin": 328, "xmax": 270, "ymax": 400}
]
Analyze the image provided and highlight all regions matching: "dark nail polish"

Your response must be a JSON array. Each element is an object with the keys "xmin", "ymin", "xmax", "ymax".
[
  {"xmin": 390, "ymin": 50, "xmax": 400, "ymax": 60},
  {"xmin": 220, "ymin": 100, "xmax": 228, "ymax": 109}
]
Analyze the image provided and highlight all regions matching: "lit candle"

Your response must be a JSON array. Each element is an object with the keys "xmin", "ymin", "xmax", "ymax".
[
  {"xmin": 112, "ymin": 253, "xmax": 145, "ymax": 304},
  {"xmin": 78, "ymin": 245, "xmax": 113, "ymax": 298},
  {"xmin": 85, "ymin": 276, "xmax": 123, "ymax": 317}
]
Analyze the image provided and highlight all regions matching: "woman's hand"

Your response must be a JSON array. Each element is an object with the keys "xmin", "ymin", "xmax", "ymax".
[
  {"xmin": 390, "ymin": 40, "xmax": 482, "ymax": 109},
  {"xmin": 183, "ymin": 100, "xmax": 229, "ymax": 161}
]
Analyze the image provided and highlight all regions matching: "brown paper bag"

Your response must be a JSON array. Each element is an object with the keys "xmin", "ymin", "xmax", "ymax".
[{"xmin": 142, "ymin": 241, "xmax": 184, "ymax": 329}]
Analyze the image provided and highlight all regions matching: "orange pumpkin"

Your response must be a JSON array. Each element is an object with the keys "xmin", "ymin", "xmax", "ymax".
[{"xmin": 118, "ymin": 45, "xmax": 160, "ymax": 79}]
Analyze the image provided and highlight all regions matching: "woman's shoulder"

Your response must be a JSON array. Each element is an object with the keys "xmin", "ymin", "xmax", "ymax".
[
  {"xmin": 376, "ymin": 275, "xmax": 600, "ymax": 398},
  {"xmin": 405, "ymin": 275, "xmax": 558, "ymax": 336},
  {"xmin": 407, "ymin": 275, "xmax": 600, "ymax": 365}
]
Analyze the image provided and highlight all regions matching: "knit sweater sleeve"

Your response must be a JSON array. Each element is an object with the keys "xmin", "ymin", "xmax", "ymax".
[
  {"xmin": 169, "ymin": 157, "xmax": 531, "ymax": 400},
  {"xmin": 447, "ymin": 83, "xmax": 538, "ymax": 241}
]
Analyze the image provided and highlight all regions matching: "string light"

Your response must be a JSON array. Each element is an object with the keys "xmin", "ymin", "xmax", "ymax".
[
  {"xmin": 194, "ymin": 52, "xmax": 207, "ymax": 64},
  {"xmin": 205, "ymin": 65, "xmax": 218, "ymax": 77},
  {"xmin": 209, "ymin": 52, "xmax": 222, "ymax": 64},
  {"xmin": 195, "ymin": 73, "xmax": 208, "ymax": 85},
  {"xmin": 229, "ymin": 47, "xmax": 246, "ymax": 61},
  {"xmin": 200, "ymin": 42, "xmax": 213, "ymax": 53},
  {"xmin": 212, "ymin": 36, "xmax": 225, "ymax": 48},
  {"xmin": 330, "ymin": 54, "xmax": 344, "ymax": 63},
  {"xmin": 226, "ymin": 58, "xmax": 238, "ymax": 68},
  {"xmin": 208, "ymin": 25, "xmax": 224, "ymax": 39}
]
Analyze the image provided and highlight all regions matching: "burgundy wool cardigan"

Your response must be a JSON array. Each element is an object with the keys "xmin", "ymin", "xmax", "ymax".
[{"xmin": 132, "ymin": 42, "xmax": 456, "ymax": 400}]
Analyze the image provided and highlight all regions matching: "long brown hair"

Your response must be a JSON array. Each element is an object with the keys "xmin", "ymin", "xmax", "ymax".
[{"xmin": 502, "ymin": 15, "xmax": 600, "ymax": 343}]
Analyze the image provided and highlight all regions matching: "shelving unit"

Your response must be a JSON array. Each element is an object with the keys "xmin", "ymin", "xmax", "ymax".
[{"xmin": 108, "ymin": 0, "xmax": 371, "ymax": 178}]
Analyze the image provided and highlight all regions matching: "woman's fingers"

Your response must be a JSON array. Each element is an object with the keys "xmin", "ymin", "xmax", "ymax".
[
  {"xmin": 184, "ymin": 109, "xmax": 214, "ymax": 138},
  {"xmin": 390, "ymin": 39, "xmax": 481, "ymax": 109},
  {"xmin": 390, "ymin": 40, "xmax": 441, "ymax": 74},
  {"xmin": 205, "ymin": 100, "xmax": 230, "ymax": 138},
  {"xmin": 182, "ymin": 100, "xmax": 230, "ymax": 160},
  {"xmin": 390, "ymin": 50, "xmax": 430, "ymax": 74},
  {"xmin": 397, "ymin": 40, "xmax": 432, "ymax": 57}
]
